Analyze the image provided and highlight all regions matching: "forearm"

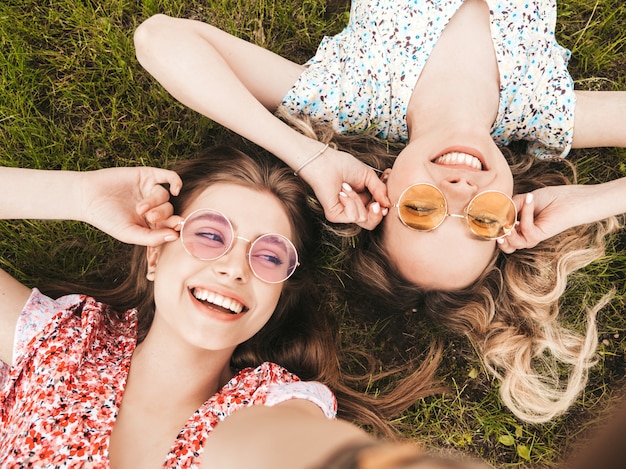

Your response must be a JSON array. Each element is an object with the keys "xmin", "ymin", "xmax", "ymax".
[
  {"xmin": 134, "ymin": 15, "xmax": 323, "ymax": 171},
  {"xmin": 0, "ymin": 167, "xmax": 85, "ymax": 221},
  {"xmin": 204, "ymin": 402, "xmax": 371, "ymax": 468},
  {"xmin": 579, "ymin": 177, "xmax": 626, "ymax": 224},
  {"xmin": 550, "ymin": 178, "xmax": 626, "ymax": 231},
  {"xmin": 203, "ymin": 402, "xmax": 464, "ymax": 469},
  {"xmin": 572, "ymin": 91, "xmax": 626, "ymax": 148}
]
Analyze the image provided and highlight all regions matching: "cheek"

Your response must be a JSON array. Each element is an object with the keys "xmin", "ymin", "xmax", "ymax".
[
  {"xmin": 250, "ymin": 284, "xmax": 284, "ymax": 327},
  {"xmin": 381, "ymin": 219, "xmax": 497, "ymax": 290},
  {"xmin": 381, "ymin": 212, "xmax": 405, "ymax": 252},
  {"xmin": 257, "ymin": 284, "xmax": 283, "ymax": 311},
  {"xmin": 151, "ymin": 252, "xmax": 191, "ymax": 302}
]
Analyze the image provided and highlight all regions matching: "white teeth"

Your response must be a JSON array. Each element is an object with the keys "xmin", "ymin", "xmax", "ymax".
[
  {"xmin": 193, "ymin": 288, "xmax": 245, "ymax": 314},
  {"xmin": 434, "ymin": 152, "xmax": 483, "ymax": 170}
]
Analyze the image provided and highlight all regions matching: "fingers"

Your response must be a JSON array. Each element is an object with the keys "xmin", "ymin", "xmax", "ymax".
[
  {"xmin": 496, "ymin": 193, "xmax": 540, "ymax": 253},
  {"xmin": 152, "ymin": 168, "xmax": 183, "ymax": 196},
  {"xmin": 137, "ymin": 169, "xmax": 183, "ymax": 214},
  {"xmin": 337, "ymin": 183, "xmax": 368, "ymax": 222},
  {"xmin": 143, "ymin": 214, "xmax": 184, "ymax": 245},
  {"xmin": 144, "ymin": 202, "xmax": 174, "ymax": 226},
  {"xmin": 332, "ymin": 183, "xmax": 386, "ymax": 229},
  {"xmin": 496, "ymin": 232, "xmax": 520, "ymax": 254},
  {"xmin": 357, "ymin": 201, "xmax": 386, "ymax": 230},
  {"xmin": 123, "ymin": 226, "xmax": 180, "ymax": 247},
  {"xmin": 159, "ymin": 214, "xmax": 184, "ymax": 231},
  {"xmin": 123, "ymin": 215, "xmax": 183, "ymax": 247},
  {"xmin": 516, "ymin": 193, "xmax": 535, "ymax": 237},
  {"xmin": 136, "ymin": 184, "xmax": 176, "ymax": 217}
]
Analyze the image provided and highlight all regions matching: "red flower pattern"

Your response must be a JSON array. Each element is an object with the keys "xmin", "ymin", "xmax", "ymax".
[{"xmin": 0, "ymin": 290, "xmax": 336, "ymax": 467}]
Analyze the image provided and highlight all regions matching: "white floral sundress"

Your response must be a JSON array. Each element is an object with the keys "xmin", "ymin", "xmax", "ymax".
[{"xmin": 281, "ymin": 0, "xmax": 575, "ymax": 158}]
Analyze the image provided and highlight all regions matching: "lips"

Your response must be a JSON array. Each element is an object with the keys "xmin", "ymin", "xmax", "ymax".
[
  {"xmin": 433, "ymin": 151, "xmax": 483, "ymax": 170},
  {"xmin": 192, "ymin": 287, "xmax": 247, "ymax": 314}
]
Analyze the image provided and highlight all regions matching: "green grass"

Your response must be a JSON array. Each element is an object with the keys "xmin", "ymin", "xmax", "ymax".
[{"xmin": 0, "ymin": 1, "xmax": 625, "ymax": 467}]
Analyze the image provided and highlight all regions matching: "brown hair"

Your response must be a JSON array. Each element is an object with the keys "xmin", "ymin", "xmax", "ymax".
[{"xmin": 42, "ymin": 144, "xmax": 442, "ymax": 436}]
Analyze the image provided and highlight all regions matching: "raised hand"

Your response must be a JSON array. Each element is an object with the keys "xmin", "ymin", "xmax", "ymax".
[
  {"xmin": 497, "ymin": 181, "xmax": 626, "ymax": 254},
  {"xmin": 80, "ymin": 167, "xmax": 183, "ymax": 246},
  {"xmin": 297, "ymin": 146, "xmax": 390, "ymax": 230}
]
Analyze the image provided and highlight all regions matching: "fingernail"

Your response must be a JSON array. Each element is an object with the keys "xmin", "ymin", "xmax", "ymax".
[
  {"xmin": 382, "ymin": 208, "xmax": 389, "ymax": 216},
  {"xmin": 339, "ymin": 191, "xmax": 348, "ymax": 198},
  {"xmin": 164, "ymin": 235, "xmax": 177, "ymax": 242},
  {"xmin": 341, "ymin": 182, "xmax": 352, "ymax": 192},
  {"xmin": 371, "ymin": 202, "xmax": 380, "ymax": 214},
  {"xmin": 496, "ymin": 238, "xmax": 504, "ymax": 244},
  {"xmin": 526, "ymin": 193, "xmax": 533, "ymax": 204}
]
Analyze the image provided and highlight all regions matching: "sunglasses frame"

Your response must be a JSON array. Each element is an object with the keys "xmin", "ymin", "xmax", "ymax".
[
  {"xmin": 394, "ymin": 183, "xmax": 518, "ymax": 240},
  {"xmin": 178, "ymin": 208, "xmax": 299, "ymax": 284}
]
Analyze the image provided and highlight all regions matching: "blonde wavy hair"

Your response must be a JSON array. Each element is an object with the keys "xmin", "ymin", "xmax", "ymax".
[{"xmin": 278, "ymin": 107, "xmax": 622, "ymax": 423}]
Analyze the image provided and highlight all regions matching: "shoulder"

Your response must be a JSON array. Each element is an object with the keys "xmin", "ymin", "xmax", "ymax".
[
  {"xmin": 252, "ymin": 362, "xmax": 337, "ymax": 419},
  {"xmin": 13, "ymin": 289, "xmax": 136, "ymax": 368},
  {"xmin": 23, "ymin": 288, "xmax": 133, "ymax": 333},
  {"xmin": 13, "ymin": 288, "xmax": 92, "ymax": 359},
  {"xmin": 221, "ymin": 362, "xmax": 337, "ymax": 418}
]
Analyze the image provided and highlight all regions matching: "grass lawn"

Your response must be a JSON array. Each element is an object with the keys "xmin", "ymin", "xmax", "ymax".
[{"xmin": 1, "ymin": 0, "xmax": 625, "ymax": 467}]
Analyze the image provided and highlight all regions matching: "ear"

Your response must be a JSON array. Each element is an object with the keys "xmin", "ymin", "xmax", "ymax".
[{"xmin": 146, "ymin": 245, "xmax": 162, "ymax": 282}]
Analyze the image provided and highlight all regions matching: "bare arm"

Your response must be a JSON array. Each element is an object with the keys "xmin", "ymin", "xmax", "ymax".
[
  {"xmin": 0, "ymin": 269, "xmax": 31, "ymax": 365},
  {"xmin": 572, "ymin": 91, "xmax": 626, "ymax": 149},
  {"xmin": 134, "ymin": 15, "xmax": 389, "ymax": 228},
  {"xmin": 0, "ymin": 166, "xmax": 182, "ymax": 363},
  {"xmin": 0, "ymin": 166, "xmax": 182, "ymax": 245},
  {"xmin": 204, "ymin": 400, "xmax": 481, "ymax": 468},
  {"xmin": 499, "ymin": 91, "xmax": 626, "ymax": 252},
  {"xmin": 134, "ymin": 15, "xmax": 305, "ymax": 160},
  {"xmin": 204, "ymin": 400, "xmax": 371, "ymax": 468}
]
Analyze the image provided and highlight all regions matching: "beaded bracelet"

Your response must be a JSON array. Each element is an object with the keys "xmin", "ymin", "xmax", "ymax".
[{"xmin": 293, "ymin": 143, "xmax": 330, "ymax": 176}]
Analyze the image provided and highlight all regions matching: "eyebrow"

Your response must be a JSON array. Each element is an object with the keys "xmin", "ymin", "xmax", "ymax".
[
  {"xmin": 257, "ymin": 234, "xmax": 290, "ymax": 254},
  {"xmin": 193, "ymin": 212, "xmax": 231, "ymax": 228},
  {"xmin": 193, "ymin": 212, "xmax": 292, "ymax": 252}
]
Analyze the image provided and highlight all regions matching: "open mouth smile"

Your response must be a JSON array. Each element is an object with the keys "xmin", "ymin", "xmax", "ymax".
[
  {"xmin": 192, "ymin": 287, "xmax": 248, "ymax": 315},
  {"xmin": 433, "ymin": 151, "xmax": 484, "ymax": 170}
]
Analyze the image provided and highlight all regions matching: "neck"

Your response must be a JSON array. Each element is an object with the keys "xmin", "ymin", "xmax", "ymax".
[
  {"xmin": 125, "ymin": 329, "xmax": 235, "ymax": 412},
  {"xmin": 406, "ymin": 0, "xmax": 499, "ymax": 141}
]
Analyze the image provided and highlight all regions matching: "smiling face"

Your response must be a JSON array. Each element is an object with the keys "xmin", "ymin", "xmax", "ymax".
[
  {"xmin": 147, "ymin": 183, "xmax": 294, "ymax": 354},
  {"xmin": 382, "ymin": 134, "xmax": 514, "ymax": 290}
]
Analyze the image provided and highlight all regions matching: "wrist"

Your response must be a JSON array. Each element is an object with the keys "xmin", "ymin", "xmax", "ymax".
[
  {"xmin": 293, "ymin": 143, "xmax": 329, "ymax": 176},
  {"xmin": 75, "ymin": 170, "xmax": 97, "ymax": 224}
]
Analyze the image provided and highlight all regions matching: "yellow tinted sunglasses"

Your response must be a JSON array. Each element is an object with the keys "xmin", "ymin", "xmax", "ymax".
[{"xmin": 393, "ymin": 183, "xmax": 517, "ymax": 239}]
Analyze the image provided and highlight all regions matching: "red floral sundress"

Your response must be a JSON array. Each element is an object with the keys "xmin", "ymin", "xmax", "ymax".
[{"xmin": 0, "ymin": 289, "xmax": 336, "ymax": 467}]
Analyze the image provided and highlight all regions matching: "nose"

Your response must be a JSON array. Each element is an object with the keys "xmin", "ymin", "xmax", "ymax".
[
  {"xmin": 439, "ymin": 178, "xmax": 478, "ymax": 214},
  {"xmin": 210, "ymin": 237, "xmax": 250, "ymax": 282}
]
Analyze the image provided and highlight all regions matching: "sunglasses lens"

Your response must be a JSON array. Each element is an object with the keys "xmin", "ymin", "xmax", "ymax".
[
  {"xmin": 181, "ymin": 209, "xmax": 233, "ymax": 260},
  {"xmin": 397, "ymin": 184, "xmax": 447, "ymax": 230},
  {"xmin": 466, "ymin": 192, "xmax": 517, "ymax": 239},
  {"xmin": 249, "ymin": 234, "xmax": 298, "ymax": 283}
]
